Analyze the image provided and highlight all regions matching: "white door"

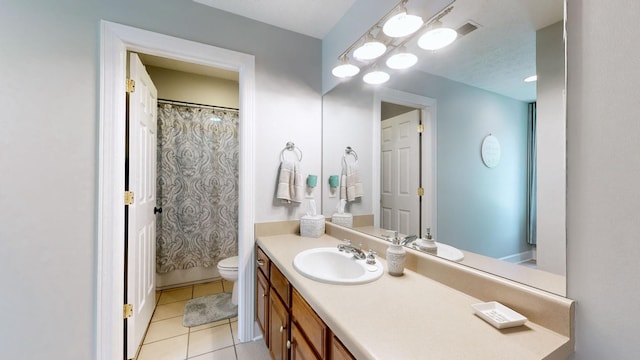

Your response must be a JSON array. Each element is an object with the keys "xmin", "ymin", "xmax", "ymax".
[
  {"xmin": 380, "ymin": 109, "xmax": 420, "ymax": 237},
  {"xmin": 126, "ymin": 53, "xmax": 158, "ymax": 359}
]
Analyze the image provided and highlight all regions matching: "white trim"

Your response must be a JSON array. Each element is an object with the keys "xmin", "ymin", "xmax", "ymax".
[
  {"xmin": 373, "ymin": 88, "xmax": 437, "ymax": 236},
  {"xmin": 97, "ymin": 21, "xmax": 256, "ymax": 360}
]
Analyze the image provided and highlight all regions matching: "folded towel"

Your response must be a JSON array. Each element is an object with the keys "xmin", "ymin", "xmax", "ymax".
[
  {"xmin": 276, "ymin": 160, "xmax": 304, "ymax": 203},
  {"xmin": 340, "ymin": 157, "xmax": 363, "ymax": 202}
]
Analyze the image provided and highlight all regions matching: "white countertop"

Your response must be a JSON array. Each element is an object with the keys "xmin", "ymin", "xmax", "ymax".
[{"xmin": 257, "ymin": 234, "xmax": 572, "ymax": 360}]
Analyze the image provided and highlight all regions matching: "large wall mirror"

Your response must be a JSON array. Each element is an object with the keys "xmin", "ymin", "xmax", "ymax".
[{"xmin": 321, "ymin": 0, "xmax": 566, "ymax": 296}]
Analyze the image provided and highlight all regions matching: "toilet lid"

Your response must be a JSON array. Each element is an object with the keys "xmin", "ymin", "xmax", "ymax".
[{"xmin": 218, "ymin": 256, "xmax": 238, "ymax": 269}]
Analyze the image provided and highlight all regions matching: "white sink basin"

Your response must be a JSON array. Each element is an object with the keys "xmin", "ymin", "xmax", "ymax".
[{"xmin": 293, "ymin": 247, "xmax": 384, "ymax": 285}]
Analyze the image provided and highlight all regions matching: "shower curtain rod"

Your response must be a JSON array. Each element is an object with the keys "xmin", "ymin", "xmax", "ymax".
[{"xmin": 158, "ymin": 98, "xmax": 239, "ymax": 112}]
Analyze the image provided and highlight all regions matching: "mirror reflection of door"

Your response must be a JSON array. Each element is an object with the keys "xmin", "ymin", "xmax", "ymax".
[{"xmin": 380, "ymin": 103, "xmax": 421, "ymax": 237}]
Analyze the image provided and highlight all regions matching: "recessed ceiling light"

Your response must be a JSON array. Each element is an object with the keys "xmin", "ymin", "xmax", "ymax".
[{"xmin": 524, "ymin": 75, "xmax": 538, "ymax": 82}]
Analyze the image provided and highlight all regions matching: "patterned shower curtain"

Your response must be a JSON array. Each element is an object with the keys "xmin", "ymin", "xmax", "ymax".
[{"xmin": 156, "ymin": 101, "xmax": 239, "ymax": 273}]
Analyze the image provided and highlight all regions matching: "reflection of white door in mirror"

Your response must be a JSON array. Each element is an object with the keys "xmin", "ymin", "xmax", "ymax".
[
  {"xmin": 373, "ymin": 89, "xmax": 437, "ymax": 240},
  {"xmin": 381, "ymin": 109, "xmax": 421, "ymax": 236}
]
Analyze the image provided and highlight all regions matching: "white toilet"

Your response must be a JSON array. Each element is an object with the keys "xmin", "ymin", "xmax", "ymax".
[{"xmin": 217, "ymin": 256, "xmax": 239, "ymax": 305}]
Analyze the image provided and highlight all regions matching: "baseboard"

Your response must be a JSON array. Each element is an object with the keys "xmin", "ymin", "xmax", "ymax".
[
  {"xmin": 156, "ymin": 266, "xmax": 221, "ymax": 290},
  {"xmin": 499, "ymin": 250, "xmax": 535, "ymax": 264}
]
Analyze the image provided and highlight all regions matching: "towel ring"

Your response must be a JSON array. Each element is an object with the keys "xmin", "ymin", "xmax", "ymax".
[
  {"xmin": 344, "ymin": 146, "xmax": 358, "ymax": 161},
  {"xmin": 280, "ymin": 141, "xmax": 303, "ymax": 162}
]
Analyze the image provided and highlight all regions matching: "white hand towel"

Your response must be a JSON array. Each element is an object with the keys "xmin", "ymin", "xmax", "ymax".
[
  {"xmin": 276, "ymin": 160, "xmax": 304, "ymax": 204},
  {"xmin": 341, "ymin": 158, "xmax": 363, "ymax": 202}
]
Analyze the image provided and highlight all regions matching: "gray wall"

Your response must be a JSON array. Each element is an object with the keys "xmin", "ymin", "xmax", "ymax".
[
  {"xmin": 0, "ymin": 0, "xmax": 321, "ymax": 358},
  {"xmin": 2, "ymin": 0, "xmax": 640, "ymax": 358},
  {"xmin": 566, "ymin": 0, "xmax": 640, "ymax": 358}
]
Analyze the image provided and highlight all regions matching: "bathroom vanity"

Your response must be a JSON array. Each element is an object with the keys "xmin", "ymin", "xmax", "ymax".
[{"xmin": 255, "ymin": 221, "xmax": 574, "ymax": 360}]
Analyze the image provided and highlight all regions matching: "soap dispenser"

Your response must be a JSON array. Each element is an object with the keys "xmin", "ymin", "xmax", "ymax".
[
  {"xmin": 386, "ymin": 231, "xmax": 406, "ymax": 276},
  {"xmin": 416, "ymin": 227, "xmax": 438, "ymax": 253}
]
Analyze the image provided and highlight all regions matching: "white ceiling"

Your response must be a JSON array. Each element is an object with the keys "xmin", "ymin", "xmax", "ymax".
[
  {"xmin": 193, "ymin": 0, "xmax": 358, "ymax": 39},
  {"xmin": 191, "ymin": 0, "xmax": 563, "ymax": 102}
]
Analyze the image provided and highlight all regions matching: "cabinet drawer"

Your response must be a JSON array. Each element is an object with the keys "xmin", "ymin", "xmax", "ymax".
[
  {"xmin": 256, "ymin": 246, "xmax": 270, "ymax": 277},
  {"xmin": 292, "ymin": 288, "xmax": 327, "ymax": 359},
  {"xmin": 271, "ymin": 263, "xmax": 290, "ymax": 306}
]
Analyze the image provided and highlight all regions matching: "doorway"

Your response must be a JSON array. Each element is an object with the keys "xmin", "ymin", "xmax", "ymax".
[
  {"xmin": 372, "ymin": 89, "xmax": 437, "ymax": 238},
  {"xmin": 380, "ymin": 103, "xmax": 422, "ymax": 237},
  {"xmin": 98, "ymin": 21, "xmax": 256, "ymax": 360}
]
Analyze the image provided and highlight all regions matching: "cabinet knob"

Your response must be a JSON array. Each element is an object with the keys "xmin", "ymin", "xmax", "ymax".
[
  {"xmin": 286, "ymin": 340, "xmax": 291, "ymax": 349},
  {"xmin": 257, "ymin": 259, "xmax": 265, "ymax": 266},
  {"xmin": 279, "ymin": 325, "xmax": 285, "ymax": 333}
]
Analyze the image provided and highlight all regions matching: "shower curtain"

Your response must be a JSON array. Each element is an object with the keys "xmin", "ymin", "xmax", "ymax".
[{"xmin": 156, "ymin": 101, "xmax": 239, "ymax": 273}]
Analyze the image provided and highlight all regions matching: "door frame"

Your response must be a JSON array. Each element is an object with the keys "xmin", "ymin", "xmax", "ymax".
[
  {"xmin": 97, "ymin": 21, "xmax": 256, "ymax": 359},
  {"xmin": 373, "ymin": 88, "xmax": 437, "ymax": 236}
]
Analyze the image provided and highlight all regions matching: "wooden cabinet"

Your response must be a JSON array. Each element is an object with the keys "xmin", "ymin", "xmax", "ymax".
[
  {"xmin": 330, "ymin": 335, "xmax": 356, "ymax": 360},
  {"xmin": 269, "ymin": 291, "xmax": 290, "ymax": 360},
  {"xmin": 291, "ymin": 322, "xmax": 319, "ymax": 360},
  {"xmin": 256, "ymin": 247, "xmax": 271, "ymax": 342},
  {"xmin": 256, "ymin": 269, "xmax": 269, "ymax": 343},
  {"xmin": 292, "ymin": 288, "xmax": 327, "ymax": 359},
  {"xmin": 257, "ymin": 245, "xmax": 355, "ymax": 360}
]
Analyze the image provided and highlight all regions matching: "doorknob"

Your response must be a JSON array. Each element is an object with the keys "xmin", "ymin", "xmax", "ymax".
[{"xmin": 154, "ymin": 207, "xmax": 163, "ymax": 214}]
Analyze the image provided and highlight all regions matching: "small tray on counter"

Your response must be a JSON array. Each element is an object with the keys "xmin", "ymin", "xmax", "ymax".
[{"xmin": 471, "ymin": 301, "xmax": 528, "ymax": 329}]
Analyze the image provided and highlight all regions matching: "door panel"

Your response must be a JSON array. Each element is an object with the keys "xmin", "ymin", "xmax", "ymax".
[
  {"xmin": 126, "ymin": 52, "xmax": 158, "ymax": 359},
  {"xmin": 380, "ymin": 110, "xmax": 420, "ymax": 236}
]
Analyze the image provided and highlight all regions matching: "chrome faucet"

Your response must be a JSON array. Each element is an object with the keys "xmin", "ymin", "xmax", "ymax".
[
  {"xmin": 337, "ymin": 240, "xmax": 366, "ymax": 260},
  {"xmin": 388, "ymin": 231, "xmax": 417, "ymax": 246},
  {"xmin": 401, "ymin": 235, "xmax": 417, "ymax": 246}
]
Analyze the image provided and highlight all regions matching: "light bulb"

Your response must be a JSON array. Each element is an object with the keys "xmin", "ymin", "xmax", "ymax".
[
  {"xmin": 383, "ymin": 11, "xmax": 424, "ymax": 38},
  {"xmin": 418, "ymin": 27, "xmax": 457, "ymax": 50},
  {"xmin": 332, "ymin": 63, "xmax": 360, "ymax": 78},
  {"xmin": 353, "ymin": 41, "xmax": 387, "ymax": 61},
  {"xmin": 363, "ymin": 70, "xmax": 390, "ymax": 85},
  {"xmin": 386, "ymin": 52, "xmax": 418, "ymax": 70}
]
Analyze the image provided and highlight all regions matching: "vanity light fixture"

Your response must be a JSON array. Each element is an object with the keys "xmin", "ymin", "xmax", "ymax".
[
  {"xmin": 363, "ymin": 69, "xmax": 390, "ymax": 85},
  {"xmin": 353, "ymin": 35, "xmax": 387, "ymax": 61},
  {"xmin": 330, "ymin": 1, "xmax": 455, "ymax": 85},
  {"xmin": 332, "ymin": 56, "xmax": 360, "ymax": 78},
  {"xmin": 382, "ymin": 1, "xmax": 424, "ymax": 38},
  {"xmin": 524, "ymin": 75, "xmax": 538, "ymax": 82},
  {"xmin": 417, "ymin": 20, "xmax": 458, "ymax": 51},
  {"xmin": 386, "ymin": 48, "xmax": 418, "ymax": 69}
]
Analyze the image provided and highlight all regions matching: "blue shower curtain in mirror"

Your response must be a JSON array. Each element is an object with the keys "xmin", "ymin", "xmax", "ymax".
[
  {"xmin": 526, "ymin": 102, "xmax": 537, "ymax": 246},
  {"xmin": 156, "ymin": 101, "xmax": 239, "ymax": 273}
]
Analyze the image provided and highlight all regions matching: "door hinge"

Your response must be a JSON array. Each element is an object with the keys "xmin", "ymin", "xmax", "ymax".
[
  {"xmin": 124, "ymin": 191, "xmax": 135, "ymax": 205},
  {"xmin": 126, "ymin": 78, "xmax": 136, "ymax": 93},
  {"xmin": 417, "ymin": 187, "xmax": 424, "ymax": 196},
  {"xmin": 417, "ymin": 124, "xmax": 424, "ymax": 133},
  {"xmin": 123, "ymin": 304, "xmax": 133, "ymax": 319}
]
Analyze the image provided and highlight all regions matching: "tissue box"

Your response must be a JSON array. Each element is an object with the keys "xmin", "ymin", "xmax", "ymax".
[
  {"xmin": 332, "ymin": 213, "xmax": 353, "ymax": 228},
  {"xmin": 300, "ymin": 215, "xmax": 325, "ymax": 238}
]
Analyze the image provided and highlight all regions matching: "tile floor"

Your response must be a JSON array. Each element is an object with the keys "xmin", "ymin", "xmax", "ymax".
[{"xmin": 134, "ymin": 280, "xmax": 270, "ymax": 360}]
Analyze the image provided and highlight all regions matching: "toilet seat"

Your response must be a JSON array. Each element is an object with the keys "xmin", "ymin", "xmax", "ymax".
[{"xmin": 218, "ymin": 256, "xmax": 238, "ymax": 270}]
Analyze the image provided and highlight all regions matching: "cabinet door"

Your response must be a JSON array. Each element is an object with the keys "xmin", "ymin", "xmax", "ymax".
[
  {"xmin": 256, "ymin": 269, "xmax": 269, "ymax": 343},
  {"xmin": 292, "ymin": 289, "xmax": 327, "ymax": 359},
  {"xmin": 330, "ymin": 335, "xmax": 355, "ymax": 360},
  {"xmin": 291, "ymin": 322, "xmax": 320, "ymax": 360},
  {"xmin": 269, "ymin": 292, "xmax": 290, "ymax": 360}
]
